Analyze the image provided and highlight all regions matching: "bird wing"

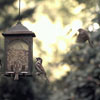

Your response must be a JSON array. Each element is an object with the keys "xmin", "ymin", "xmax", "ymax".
[
  {"xmin": 35, "ymin": 62, "xmax": 42, "ymax": 72},
  {"xmin": 77, "ymin": 34, "xmax": 86, "ymax": 42},
  {"xmin": 35, "ymin": 62, "xmax": 46, "ymax": 74},
  {"xmin": 77, "ymin": 31, "xmax": 89, "ymax": 42},
  {"xmin": 40, "ymin": 64, "xmax": 46, "ymax": 73}
]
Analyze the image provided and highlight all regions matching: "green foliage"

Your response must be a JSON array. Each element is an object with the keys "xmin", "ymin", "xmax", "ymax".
[
  {"xmin": 0, "ymin": 77, "xmax": 34, "ymax": 100},
  {"xmin": 58, "ymin": 29, "xmax": 100, "ymax": 100},
  {"xmin": 0, "ymin": 69, "xmax": 52, "ymax": 100}
]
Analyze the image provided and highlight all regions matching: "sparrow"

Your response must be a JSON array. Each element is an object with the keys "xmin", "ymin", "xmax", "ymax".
[
  {"xmin": 77, "ymin": 28, "xmax": 94, "ymax": 48},
  {"xmin": 13, "ymin": 61, "xmax": 21, "ymax": 80},
  {"xmin": 35, "ymin": 57, "xmax": 49, "ymax": 82}
]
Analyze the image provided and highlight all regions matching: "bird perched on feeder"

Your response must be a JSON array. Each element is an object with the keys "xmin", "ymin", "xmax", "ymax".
[
  {"xmin": 35, "ymin": 57, "xmax": 49, "ymax": 82},
  {"xmin": 77, "ymin": 28, "xmax": 94, "ymax": 48}
]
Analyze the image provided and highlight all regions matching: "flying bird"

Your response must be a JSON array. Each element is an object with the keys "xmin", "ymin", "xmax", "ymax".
[
  {"xmin": 77, "ymin": 28, "xmax": 94, "ymax": 48},
  {"xmin": 35, "ymin": 57, "xmax": 49, "ymax": 82}
]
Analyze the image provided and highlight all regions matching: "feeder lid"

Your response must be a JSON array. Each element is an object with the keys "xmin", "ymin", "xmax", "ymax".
[{"xmin": 2, "ymin": 22, "xmax": 36, "ymax": 37}]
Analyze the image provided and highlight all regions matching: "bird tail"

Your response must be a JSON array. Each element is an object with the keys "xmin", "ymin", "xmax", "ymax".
[
  {"xmin": 88, "ymin": 39, "xmax": 94, "ymax": 48},
  {"xmin": 44, "ymin": 74, "xmax": 49, "ymax": 83},
  {"xmin": 46, "ymin": 76, "xmax": 49, "ymax": 83},
  {"xmin": 14, "ymin": 73, "xmax": 19, "ymax": 80}
]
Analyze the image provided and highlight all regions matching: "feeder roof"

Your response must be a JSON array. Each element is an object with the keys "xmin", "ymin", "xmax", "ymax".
[{"xmin": 2, "ymin": 22, "xmax": 36, "ymax": 37}]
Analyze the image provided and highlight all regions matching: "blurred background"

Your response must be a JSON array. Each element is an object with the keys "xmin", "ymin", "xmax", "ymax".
[{"xmin": 0, "ymin": 0, "xmax": 100, "ymax": 100}]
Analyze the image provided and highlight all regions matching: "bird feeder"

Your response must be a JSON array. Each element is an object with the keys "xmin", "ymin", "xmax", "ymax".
[{"xmin": 2, "ymin": 22, "xmax": 36, "ymax": 78}]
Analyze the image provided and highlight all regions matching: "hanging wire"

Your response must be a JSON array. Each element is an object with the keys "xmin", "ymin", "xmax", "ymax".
[{"xmin": 18, "ymin": 0, "xmax": 21, "ymax": 23}]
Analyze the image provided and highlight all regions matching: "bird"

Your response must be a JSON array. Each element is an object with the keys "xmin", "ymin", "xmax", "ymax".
[
  {"xmin": 77, "ymin": 28, "xmax": 94, "ymax": 48},
  {"xmin": 35, "ymin": 57, "xmax": 49, "ymax": 82},
  {"xmin": 13, "ymin": 61, "xmax": 21, "ymax": 80}
]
